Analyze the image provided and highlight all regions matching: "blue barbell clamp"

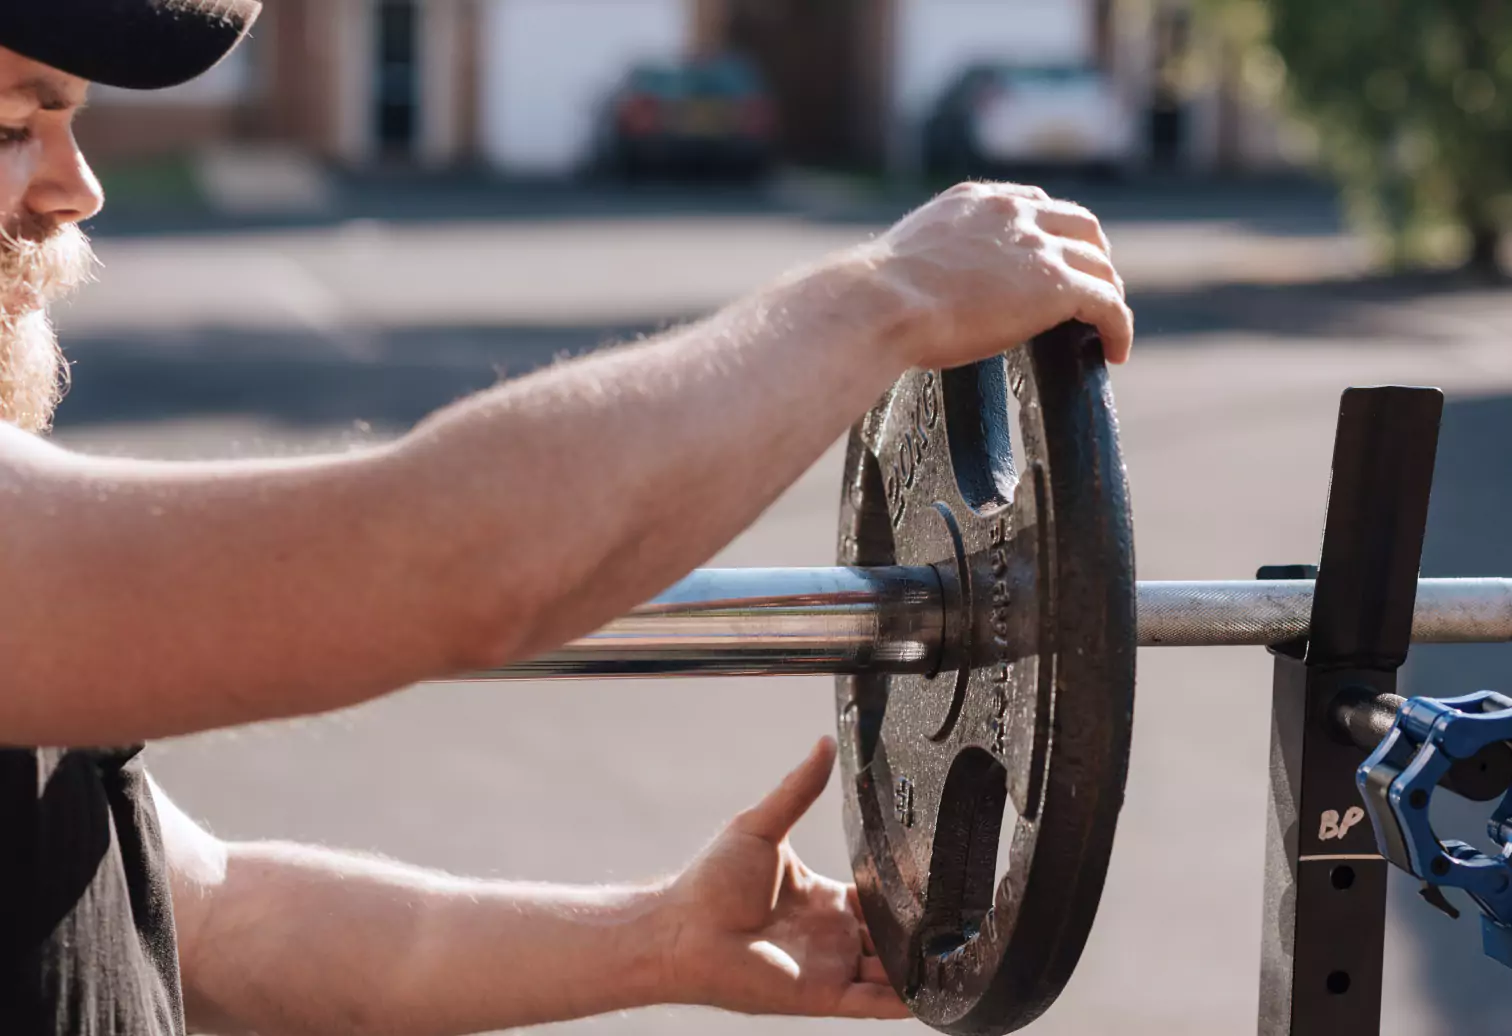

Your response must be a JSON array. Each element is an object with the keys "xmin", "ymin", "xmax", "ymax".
[{"xmin": 1357, "ymin": 691, "xmax": 1512, "ymax": 968}]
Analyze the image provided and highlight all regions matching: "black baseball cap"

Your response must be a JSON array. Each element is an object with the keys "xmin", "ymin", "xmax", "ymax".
[{"xmin": 0, "ymin": 0, "xmax": 263, "ymax": 91}]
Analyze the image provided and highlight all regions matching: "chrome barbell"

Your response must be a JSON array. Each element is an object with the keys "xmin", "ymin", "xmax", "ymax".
[{"xmin": 483, "ymin": 569, "xmax": 1512, "ymax": 680}]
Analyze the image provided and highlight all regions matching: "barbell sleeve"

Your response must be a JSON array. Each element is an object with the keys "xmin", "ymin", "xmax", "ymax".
[{"xmin": 479, "ymin": 571, "xmax": 1512, "ymax": 680}]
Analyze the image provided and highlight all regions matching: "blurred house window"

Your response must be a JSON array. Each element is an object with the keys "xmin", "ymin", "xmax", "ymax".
[
  {"xmin": 375, "ymin": 0, "xmax": 423, "ymax": 156},
  {"xmin": 1149, "ymin": 6, "xmax": 1190, "ymax": 168}
]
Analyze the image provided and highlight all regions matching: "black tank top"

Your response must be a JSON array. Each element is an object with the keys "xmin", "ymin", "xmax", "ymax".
[{"xmin": 0, "ymin": 746, "xmax": 185, "ymax": 1035}]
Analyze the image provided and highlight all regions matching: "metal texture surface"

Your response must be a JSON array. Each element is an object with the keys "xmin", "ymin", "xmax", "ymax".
[
  {"xmin": 489, "ymin": 577, "xmax": 1512, "ymax": 680},
  {"xmin": 1257, "ymin": 386, "xmax": 1442, "ymax": 1036},
  {"xmin": 833, "ymin": 324, "xmax": 1137, "ymax": 1035},
  {"xmin": 496, "ymin": 567, "xmax": 944, "ymax": 678},
  {"xmin": 1136, "ymin": 578, "xmax": 1512, "ymax": 646}
]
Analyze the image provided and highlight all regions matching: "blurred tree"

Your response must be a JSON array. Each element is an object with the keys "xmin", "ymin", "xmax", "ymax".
[{"xmin": 1199, "ymin": 0, "xmax": 1512, "ymax": 275}]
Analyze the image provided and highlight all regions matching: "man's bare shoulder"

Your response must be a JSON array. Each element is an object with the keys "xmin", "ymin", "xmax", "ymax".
[
  {"xmin": 0, "ymin": 424, "xmax": 180, "ymax": 499},
  {"xmin": 0, "ymin": 425, "xmax": 97, "ymax": 541},
  {"xmin": 0, "ymin": 421, "xmax": 73, "ymax": 470}
]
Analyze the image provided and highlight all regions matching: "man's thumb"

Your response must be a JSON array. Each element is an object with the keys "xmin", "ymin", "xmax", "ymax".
[{"xmin": 730, "ymin": 737, "xmax": 838, "ymax": 843}]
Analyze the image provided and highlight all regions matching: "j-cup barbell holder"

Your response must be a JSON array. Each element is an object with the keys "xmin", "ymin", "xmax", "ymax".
[{"xmin": 467, "ymin": 323, "xmax": 1511, "ymax": 1035}]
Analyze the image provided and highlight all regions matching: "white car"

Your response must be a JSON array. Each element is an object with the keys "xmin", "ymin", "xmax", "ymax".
[{"xmin": 924, "ymin": 64, "xmax": 1138, "ymax": 175}]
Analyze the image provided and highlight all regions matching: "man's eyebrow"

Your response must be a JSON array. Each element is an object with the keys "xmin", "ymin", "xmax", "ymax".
[{"xmin": 0, "ymin": 77, "xmax": 86, "ymax": 112}]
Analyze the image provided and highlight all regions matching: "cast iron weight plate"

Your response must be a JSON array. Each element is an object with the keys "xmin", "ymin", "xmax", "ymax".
[{"xmin": 834, "ymin": 322, "xmax": 1137, "ymax": 1034}]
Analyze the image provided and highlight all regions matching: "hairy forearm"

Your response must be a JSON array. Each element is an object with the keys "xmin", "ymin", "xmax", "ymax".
[
  {"xmin": 394, "ymin": 258, "xmax": 916, "ymax": 666},
  {"xmin": 185, "ymin": 842, "xmax": 673, "ymax": 1036},
  {"xmin": 0, "ymin": 258, "xmax": 914, "ymax": 744}
]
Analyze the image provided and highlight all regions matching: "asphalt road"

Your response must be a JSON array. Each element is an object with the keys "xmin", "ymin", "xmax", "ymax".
[{"xmin": 47, "ymin": 183, "xmax": 1512, "ymax": 1035}]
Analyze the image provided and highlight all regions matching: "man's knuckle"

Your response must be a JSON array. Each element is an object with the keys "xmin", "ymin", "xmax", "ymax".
[
  {"xmin": 989, "ymin": 194, "xmax": 1027, "ymax": 219},
  {"xmin": 1038, "ymin": 256, "xmax": 1070, "ymax": 285},
  {"xmin": 1016, "ymin": 227, "xmax": 1050, "ymax": 252}
]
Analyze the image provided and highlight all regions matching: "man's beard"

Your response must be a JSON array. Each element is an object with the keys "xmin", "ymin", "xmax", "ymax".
[{"xmin": 0, "ymin": 215, "xmax": 97, "ymax": 433}]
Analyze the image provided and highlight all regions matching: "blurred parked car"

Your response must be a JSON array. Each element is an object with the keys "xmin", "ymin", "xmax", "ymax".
[
  {"xmin": 923, "ymin": 64, "xmax": 1137, "ymax": 178},
  {"xmin": 592, "ymin": 56, "xmax": 778, "ymax": 182}
]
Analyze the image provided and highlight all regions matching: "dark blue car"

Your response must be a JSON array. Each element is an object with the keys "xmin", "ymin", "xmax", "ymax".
[{"xmin": 592, "ymin": 55, "xmax": 779, "ymax": 181}]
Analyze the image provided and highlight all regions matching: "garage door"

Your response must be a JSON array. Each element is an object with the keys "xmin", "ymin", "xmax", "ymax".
[{"xmin": 895, "ymin": 0, "xmax": 1094, "ymax": 118}]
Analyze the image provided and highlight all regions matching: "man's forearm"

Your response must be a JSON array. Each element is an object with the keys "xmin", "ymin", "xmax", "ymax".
[
  {"xmin": 0, "ymin": 257, "xmax": 916, "ymax": 744},
  {"xmin": 393, "ymin": 258, "xmax": 918, "ymax": 668},
  {"xmin": 184, "ymin": 842, "xmax": 676, "ymax": 1036}
]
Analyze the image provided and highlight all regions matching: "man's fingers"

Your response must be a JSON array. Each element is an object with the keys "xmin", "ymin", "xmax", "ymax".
[
  {"xmin": 1037, "ymin": 201, "xmax": 1112, "ymax": 255},
  {"xmin": 729, "ymin": 737, "xmax": 837, "ymax": 842},
  {"xmin": 1059, "ymin": 239, "xmax": 1124, "ymax": 298},
  {"xmin": 1063, "ymin": 268, "xmax": 1135, "ymax": 365},
  {"xmin": 836, "ymin": 980, "xmax": 914, "ymax": 1020}
]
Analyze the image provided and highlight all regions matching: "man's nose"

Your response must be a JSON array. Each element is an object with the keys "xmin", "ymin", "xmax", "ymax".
[{"xmin": 25, "ymin": 129, "xmax": 104, "ymax": 226}]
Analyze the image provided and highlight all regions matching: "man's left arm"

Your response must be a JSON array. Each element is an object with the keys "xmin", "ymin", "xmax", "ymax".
[{"xmin": 153, "ymin": 738, "xmax": 905, "ymax": 1036}]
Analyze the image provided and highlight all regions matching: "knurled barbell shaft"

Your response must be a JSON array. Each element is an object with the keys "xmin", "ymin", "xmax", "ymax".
[
  {"xmin": 483, "ymin": 570, "xmax": 1512, "ymax": 680},
  {"xmin": 1138, "ymin": 578, "xmax": 1512, "ymax": 646}
]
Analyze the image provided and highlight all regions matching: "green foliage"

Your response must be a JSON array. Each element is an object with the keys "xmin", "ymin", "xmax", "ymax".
[{"xmin": 1203, "ymin": 0, "xmax": 1512, "ymax": 270}]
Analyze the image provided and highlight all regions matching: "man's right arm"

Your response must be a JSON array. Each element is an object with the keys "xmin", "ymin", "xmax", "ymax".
[{"xmin": 0, "ymin": 183, "xmax": 1131, "ymax": 747}]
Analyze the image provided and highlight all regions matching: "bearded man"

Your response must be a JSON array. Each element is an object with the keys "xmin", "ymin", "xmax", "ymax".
[{"xmin": 0, "ymin": 2, "xmax": 1135, "ymax": 1034}]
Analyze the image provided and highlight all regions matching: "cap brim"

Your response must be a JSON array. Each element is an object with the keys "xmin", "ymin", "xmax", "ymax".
[{"xmin": 0, "ymin": 0, "xmax": 263, "ymax": 91}]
